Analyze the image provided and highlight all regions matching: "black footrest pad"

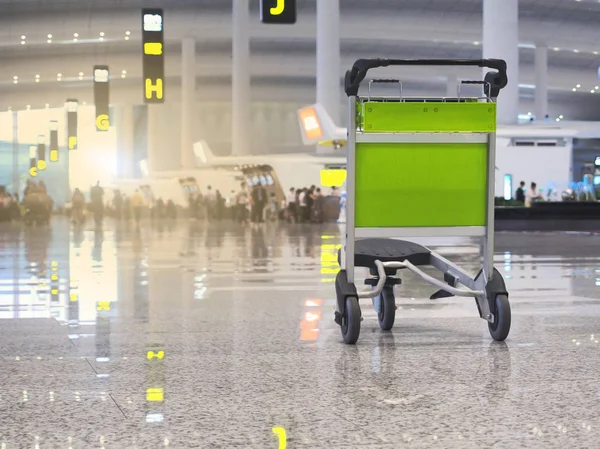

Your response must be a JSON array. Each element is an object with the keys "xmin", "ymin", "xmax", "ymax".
[{"xmin": 338, "ymin": 238, "xmax": 431, "ymax": 269}]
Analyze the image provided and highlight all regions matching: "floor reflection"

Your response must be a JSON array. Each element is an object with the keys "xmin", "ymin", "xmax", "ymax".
[{"xmin": 0, "ymin": 220, "xmax": 599, "ymax": 448}]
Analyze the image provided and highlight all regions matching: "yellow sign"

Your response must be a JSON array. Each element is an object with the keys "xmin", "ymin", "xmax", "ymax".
[
  {"xmin": 29, "ymin": 166, "xmax": 37, "ymax": 177},
  {"xmin": 37, "ymin": 160, "xmax": 47, "ymax": 170},
  {"xmin": 146, "ymin": 387, "xmax": 164, "ymax": 402},
  {"xmin": 69, "ymin": 293, "xmax": 78, "ymax": 302},
  {"xmin": 270, "ymin": 0, "xmax": 285, "ymax": 15},
  {"xmin": 145, "ymin": 78, "xmax": 164, "ymax": 100},
  {"xmin": 50, "ymin": 150, "xmax": 59, "ymax": 162},
  {"xmin": 96, "ymin": 114, "xmax": 110, "ymax": 131},
  {"xmin": 272, "ymin": 427, "xmax": 287, "ymax": 449},
  {"xmin": 68, "ymin": 136, "xmax": 77, "ymax": 150},
  {"xmin": 144, "ymin": 42, "xmax": 163, "ymax": 55},
  {"xmin": 320, "ymin": 169, "xmax": 347, "ymax": 187},
  {"xmin": 96, "ymin": 301, "xmax": 111, "ymax": 311},
  {"xmin": 147, "ymin": 350, "xmax": 165, "ymax": 360}
]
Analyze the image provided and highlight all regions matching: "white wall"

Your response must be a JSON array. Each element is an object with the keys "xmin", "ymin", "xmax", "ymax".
[{"xmin": 494, "ymin": 137, "xmax": 573, "ymax": 198}]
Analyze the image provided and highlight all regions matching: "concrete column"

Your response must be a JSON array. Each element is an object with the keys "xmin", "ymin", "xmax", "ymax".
[
  {"xmin": 534, "ymin": 44, "xmax": 548, "ymax": 120},
  {"xmin": 114, "ymin": 104, "xmax": 134, "ymax": 178},
  {"xmin": 146, "ymin": 105, "xmax": 161, "ymax": 175},
  {"xmin": 317, "ymin": 0, "xmax": 341, "ymax": 125},
  {"xmin": 483, "ymin": 0, "xmax": 519, "ymax": 124},
  {"xmin": 232, "ymin": 0, "xmax": 251, "ymax": 156},
  {"xmin": 181, "ymin": 37, "xmax": 197, "ymax": 168}
]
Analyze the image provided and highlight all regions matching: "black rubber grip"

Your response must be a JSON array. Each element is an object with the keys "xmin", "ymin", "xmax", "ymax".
[
  {"xmin": 371, "ymin": 79, "xmax": 400, "ymax": 84},
  {"xmin": 344, "ymin": 58, "xmax": 508, "ymax": 98},
  {"xmin": 460, "ymin": 80, "xmax": 487, "ymax": 85}
]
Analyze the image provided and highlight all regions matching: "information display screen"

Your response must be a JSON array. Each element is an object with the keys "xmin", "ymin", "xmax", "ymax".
[
  {"xmin": 93, "ymin": 66, "xmax": 110, "ymax": 131},
  {"xmin": 260, "ymin": 0, "xmax": 296, "ymax": 24},
  {"xmin": 142, "ymin": 9, "xmax": 165, "ymax": 103}
]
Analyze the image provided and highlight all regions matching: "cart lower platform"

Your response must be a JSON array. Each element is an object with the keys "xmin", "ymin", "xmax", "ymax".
[{"xmin": 334, "ymin": 238, "xmax": 511, "ymax": 344}]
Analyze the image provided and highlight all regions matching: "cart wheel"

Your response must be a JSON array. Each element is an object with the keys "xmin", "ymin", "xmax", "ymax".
[
  {"xmin": 377, "ymin": 287, "xmax": 396, "ymax": 331},
  {"xmin": 341, "ymin": 296, "xmax": 361, "ymax": 344},
  {"xmin": 488, "ymin": 294, "xmax": 511, "ymax": 341}
]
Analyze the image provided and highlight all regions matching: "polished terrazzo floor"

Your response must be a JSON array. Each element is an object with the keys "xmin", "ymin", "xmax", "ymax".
[{"xmin": 0, "ymin": 218, "xmax": 599, "ymax": 448}]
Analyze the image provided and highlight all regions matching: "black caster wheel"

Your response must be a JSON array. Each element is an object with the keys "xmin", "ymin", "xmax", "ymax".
[
  {"xmin": 377, "ymin": 286, "xmax": 396, "ymax": 331},
  {"xmin": 488, "ymin": 294, "xmax": 511, "ymax": 341},
  {"xmin": 341, "ymin": 296, "xmax": 361, "ymax": 344}
]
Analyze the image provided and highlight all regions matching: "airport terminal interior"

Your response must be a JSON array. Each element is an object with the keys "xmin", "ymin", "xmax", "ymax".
[{"xmin": 1, "ymin": 0, "xmax": 600, "ymax": 448}]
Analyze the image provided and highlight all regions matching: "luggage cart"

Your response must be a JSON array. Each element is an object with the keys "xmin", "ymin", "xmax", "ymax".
[{"xmin": 334, "ymin": 58, "xmax": 511, "ymax": 345}]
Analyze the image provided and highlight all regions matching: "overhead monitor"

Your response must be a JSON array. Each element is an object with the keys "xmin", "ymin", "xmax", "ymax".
[
  {"xmin": 93, "ymin": 65, "xmax": 110, "ymax": 131},
  {"xmin": 142, "ymin": 8, "xmax": 165, "ymax": 103},
  {"xmin": 260, "ymin": 0, "xmax": 296, "ymax": 24}
]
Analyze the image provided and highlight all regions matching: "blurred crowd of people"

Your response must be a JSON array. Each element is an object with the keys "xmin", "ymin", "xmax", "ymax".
[
  {"xmin": 1, "ymin": 180, "xmax": 343, "ymax": 227},
  {"xmin": 186, "ymin": 183, "xmax": 341, "ymax": 226},
  {"xmin": 0, "ymin": 180, "xmax": 53, "ymax": 223}
]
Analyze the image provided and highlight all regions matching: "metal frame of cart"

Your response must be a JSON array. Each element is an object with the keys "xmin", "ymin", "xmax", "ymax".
[{"xmin": 334, "ymin": 58, "xmax": 512, "ymax": 344}]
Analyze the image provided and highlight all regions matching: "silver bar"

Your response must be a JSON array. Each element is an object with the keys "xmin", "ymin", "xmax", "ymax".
[
  {"xmin": 345, "ymin": 96, "xmax": 357, "ymax": 283},
  {"xmin": 429, "ymin": 250, "xmax": 478, "ymax": 290},
  {"xmin": 357, "ymin": 259, "xmax": 483, "ymax": 300},
  {"xmin": 355, "ymin": 227, "xmax": 486, "ymax": 238},
  {"xmin": 485, "ymin": 131, "xmax": 497, "ymax": 280},
  {"xmin": 356, "ymin": 133, "xmax": 489, "ymax": 144}
]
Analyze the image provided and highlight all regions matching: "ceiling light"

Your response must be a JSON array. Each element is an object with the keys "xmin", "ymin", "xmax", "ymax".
[
  {"xmin": 99, "ymin": 32, "xmax": 105, "ymax": 36},
  {"xmin": 35, "ymin": 79, "xmax": 40, "ymax": 83},
  {"xmin": 576, "ymin": 84, "xmax": 581, "ymax": 88},
  {"xmin": 21, "ymin": 40, "xmax": 26, "ymax": 45},
  {"xmin": 21, "ymin": 35, "xmax": 26, "ymax": 40},
  {"xmin": 57, "ymin": 73, "xmax": 62, "ymax": 77},
  {"xmin": 35, "ymin": 74, "xmax": 40, "ymax": 78},
  {"xmin": 553, "ymin": 47, "xmax": 560, "ymax": 51},
  {"xmin": 591, "ymin": 90, "xmax": 596, "ymax": 93},
  {"xmin": 99, "ymin": 37, "xmax": 104, "ymax": 42},
  {"xmin": 121, "ymin": 69, "xmax": 127, "ymax": 74},
  {"xmin": 47, "ymin": 39, "xmax": 52, "ymax": 43},
  {"xmin": 473, "ymin": 41, "xmax": 480, "ymax": 46},
  {"xmin": 73, "ymin": 38, "xmax": 78, "ymax": 42},
  {"xmin": 124, "ymin": 36, "xmax": 130, "ymax": 40},
  {"xmin": 82, "ymin": 101, "xmax": 87, "ymax": 105},
  {"xmin": 572, "ymin": 87, "xmax": 577, "ymax": 91},
  {"xmin": 26, "ymin": 105, "xmax": 31, "ymax": 110},
  {"xmin": 596, "ymin": 86, "xmax": 599, "ymax": 90},
  {"xmin": 47, "ymin": 34, "xmax": 52, "ymax": 38},
  {"xmin": 125, "ymin": 31, "xmax": 131, "ymax": 35},
  {"xmin": 78, "ymin": 72, "xmax": 84, "ymax": 76},
  {"xmin": 73, "ymin": 33, "xmax": 79, "ymax": 37},
  {"xmin": 13, "ymin": 76, "xmax": 18, "ymax": 80},
  {"xmin": 527, "ymin": 112, "xmax": 532, "ymax": 116},
  {"xmin": 556, "ymin": 118, "xmax": 561, "ymax": 121},
  {"xmin": 45, "ymin": 103, "xmax": 50, "ymax": 109},
  {"xmin": 13, "ymin": 80, "xmax": 18, "ymax": 84},
  {"xmin": 573, "ymin": 49, "xmax": 580, "ymax": 53},
  {"xmin": 559, "ymin": 115, "xmax": 564, "ymax": 119},
  {"xmin": 121, "ymin": 74, "xmax": 126, "ymax": 79}
]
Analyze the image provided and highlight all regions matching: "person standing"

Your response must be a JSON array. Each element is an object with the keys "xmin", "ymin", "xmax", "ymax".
[
  {"xmin": 205, "ymin": 186, "xmax": 216, "ymax": 221},
  {"xmin": 251, "ymin": 184, "xmax": 267, "ymax": 223},
  {"xmin": 515, "ymin": 181, "xmax": 526, "ymax": 204},
  {"xmin": 131, "ymin": 189, "xmax": 145, "ymax": 226},
  {"xmin": 286, "ymin": 187, "xmax": 296, "ymax": 223},
  {"xmin": 525, "ymin": 182, "xmax": 542, "ymax": 208},
  {"xmin": 236, "ymin": 183, "xmax": 249, "ymax": 224},
  {"xmin": 90, "ymin": 181, "xmax": 105, "ymax": 227}
]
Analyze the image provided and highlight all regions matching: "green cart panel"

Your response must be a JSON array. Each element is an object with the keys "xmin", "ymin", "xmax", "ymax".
[
  {"xmin": 360, "ymin": 102, "xmax": 496, "ymax": 133},
  {"xmin": 355, "ymin": 142, "xmax": 488, "ymax": 228}
]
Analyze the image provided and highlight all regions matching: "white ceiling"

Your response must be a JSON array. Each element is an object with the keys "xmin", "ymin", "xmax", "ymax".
[{"xmin": 0, "ymin": 0, "xmax": 599, "ymax": 116}]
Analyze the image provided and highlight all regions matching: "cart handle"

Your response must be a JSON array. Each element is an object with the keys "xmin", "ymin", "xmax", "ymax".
[{"xmin": 344, "ymin": 58, "xmax": 508, "ymax": 98}]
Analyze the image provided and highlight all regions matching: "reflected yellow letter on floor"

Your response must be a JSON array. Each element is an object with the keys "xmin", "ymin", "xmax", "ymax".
[{"xmin": 272, "ymin": 427, "xmax": 287, "ymax": 449}]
